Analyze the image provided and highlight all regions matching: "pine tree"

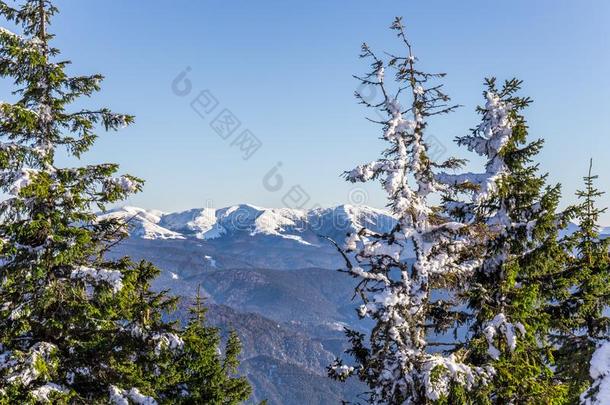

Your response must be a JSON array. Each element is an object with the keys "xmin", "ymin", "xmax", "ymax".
[
  {"xmin": 328, "ymin": 18, "xmax": 491, "ymax": 404},
  {"xmin": 166, "ymin": 290, "xmax": 252, "ymax": 404},
  {"xmin": 440, "ymin": 78, "xmax": 570, "ymax": 403},
  {"xmin": 550, "ymin": 161, "xmax": 610, "ymax": 404},
  {"xmin": 0, "ymin": 1, "xmax": 250, "ymax": 403}
]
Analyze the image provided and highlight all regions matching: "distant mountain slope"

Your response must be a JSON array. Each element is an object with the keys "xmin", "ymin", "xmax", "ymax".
[
  {"xmin": 205, "ymin": 304, "xmax": 336, "ymax": 373},
  {"xmin": 110, "ymin": 238, "xmax": 363, "ymax": 330},
  {"xmin": 207, "ymin": 305, "xmax": 365, "ymax": 403},
  {"xmin": 241, "ymin": 356, "xmax": 364, "ymax": 405}
]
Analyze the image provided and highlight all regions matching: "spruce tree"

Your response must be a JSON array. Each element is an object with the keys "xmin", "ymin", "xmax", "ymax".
[
  {"xmin": 550, "ymin": 161, "xmax": 610, "ymax": 404},
  {"xmin": 440, "ymin": 78, "xmax": 570, "ymax": 403},
  {"xmin": 167, "ymin": 291, "xmax": 252, "ymax": 404},
  {"xmin": 329, "ymin": 18, "xmax": 491, "ymax": 404},
  {"xmin": 0, "ymin": 1, "xmax": 250, "ymax": 403}
]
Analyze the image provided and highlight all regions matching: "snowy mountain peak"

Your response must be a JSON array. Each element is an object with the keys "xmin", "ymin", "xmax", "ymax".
[
  {"xmin": 159, "ymin": 208, "xmax": 219, "ymax": 239},
  {"xmin": 101, "ymin": 206, "xmax": 183, "ymax": 240}
]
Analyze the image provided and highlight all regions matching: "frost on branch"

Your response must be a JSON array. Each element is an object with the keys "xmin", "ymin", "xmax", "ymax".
[
  {"xmin": 581, "ymin": 340, "xmax": 610, "ymax": 405},
  {"xmin": 124, "ymin": 323, "xmax": 184, "ymax": 356},
  {"xmin": 70, "ymin": 266, "xmax": 124, "ymax": 293},
  {"xmin": 421, "ymin": 354, "xmax": 494, "ymax": 402},
  {"xmin": 104, "ymin": 175, "xmax": 142, "ymax": 195},
  {"xmin": 482, "ymin": 313, "xmax": 525, "ymax": 360},
  {"xmin": 4, "ymin": 168, "xmax": 37, "ymax": 195},
  {"xmin": 328, "ymin": 362, "xmax": 355, "ymax": 381},
  {"xmin": 109, "ymin": 386, "xmax": 157, "ymax": 405},
  {"xmin": 1, "ymin": 342, "xmax": 58, "ymax": 389},
  {"xmin": 330, "ymin": 17, "xmax": 486, "ymax": 403},
  {"xmin": 436, "ymin": 91, "xmax": 513, "ymax": 208},
  {"xmin": 30, "ymin": 383, "xmax": 69, "ymax": 402},
  {"xmin": 151, "ymin": 332, "xmax": 184, "ymax": 355}
]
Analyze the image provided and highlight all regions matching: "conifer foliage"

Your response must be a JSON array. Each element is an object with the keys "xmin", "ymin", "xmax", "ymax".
[
  {"xmin": 553, "ymin": 162, "xmax": 610, "ymax": 404},
  {"xmin": 440, "ymin": 78, "xmax": 571, "ymax": 403},
  {"xmin": 0, "ymin": 1, "xmax": 250, "ymax": 403},
  {"xmin": 328, "ymin": 18, "xmax": 491, "ymax": 404},
  {"xmin": 168, "ymin": 292, "xmax": 252, "ymax": 404}
]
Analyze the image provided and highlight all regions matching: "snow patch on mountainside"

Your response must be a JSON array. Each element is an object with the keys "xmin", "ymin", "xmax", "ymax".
[
  {"xmin": 204, "ymin": 255, "xmax": 217, "ymax": 267},
  {"xmin": 100, "ymin": 207, "xmax": 184, "ymax": 240},
  {"xmin": 159, "ymin": 208, "xmax": 222, "ymax": 239}
]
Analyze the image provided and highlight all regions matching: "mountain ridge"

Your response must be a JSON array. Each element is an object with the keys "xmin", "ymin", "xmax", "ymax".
[{"xmin": 102, "ymin": 204, "xmax": 396, "ymax": 243}]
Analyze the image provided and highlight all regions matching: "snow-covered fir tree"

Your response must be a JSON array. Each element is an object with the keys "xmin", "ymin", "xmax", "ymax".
[
  {"xmin": 0, "ymin": 1, "xmax": 250, "ymax": 403},
  {"xmin": 550, "ymin": 162, "xmax": 610, "ymax": 404},
  {"xmin": 328, "ymin": 18, "xmax": 492, "ymax": 404},
  {"xmin": 439, "ymin": 78, "xmax": 571, "ymax": 403}
]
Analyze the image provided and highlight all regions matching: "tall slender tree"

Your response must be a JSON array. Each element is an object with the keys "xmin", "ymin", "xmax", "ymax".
[
  {"xmin": 329, "ymin": 18, "xmax": 491, "ymax": 404},
  {"xmin": 0, "ymin": 1, "xmax": 250, "ymax": 403},
  {"xmin": 164, "ymin": 290, "xmax": 252, "ymax": 404},
  {"xmin": 440, "ymin": 78, "xmax": 570, "ymax": 403},
  {"xmin": 549, "ymin": 161, "xmax": 610, "ymax": 404}
]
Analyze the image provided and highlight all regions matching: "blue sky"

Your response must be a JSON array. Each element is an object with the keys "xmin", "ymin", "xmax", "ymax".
[{"xmin": 19, "ymin": 1, "xmax": 610, "ymax": 221}]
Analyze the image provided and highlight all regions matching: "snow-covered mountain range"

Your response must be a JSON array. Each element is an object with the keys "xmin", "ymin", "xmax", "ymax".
[
  {"xmin": 102, "ymin": 203, "xmax": 395, "ymax": 244},
  {"xmin": 102, "ymin": 204, "xmax": 398, "ymax": 271},
  {"xmin": 105, "ymin": 204, "xmax": 610, "ymax": 245}
]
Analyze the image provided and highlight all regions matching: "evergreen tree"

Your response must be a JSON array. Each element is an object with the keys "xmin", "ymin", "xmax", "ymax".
[
  {"xmin": 0, "ymin": 1, "xmax": 250, "ymax": 403},
  {"xmin": 440, "ymin": 78, "xmax": 570, "ymax": 403},
  {"xmin": 167, "ymin": 291, "xmax": 252, "ymax": 404},
  {"xmin": 329, "ymin": 18, "xmax": 491, "ymax": 404},
  {"xmin": 550, "ymin": 161, "xmax": 610, "ymax": 404}
]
